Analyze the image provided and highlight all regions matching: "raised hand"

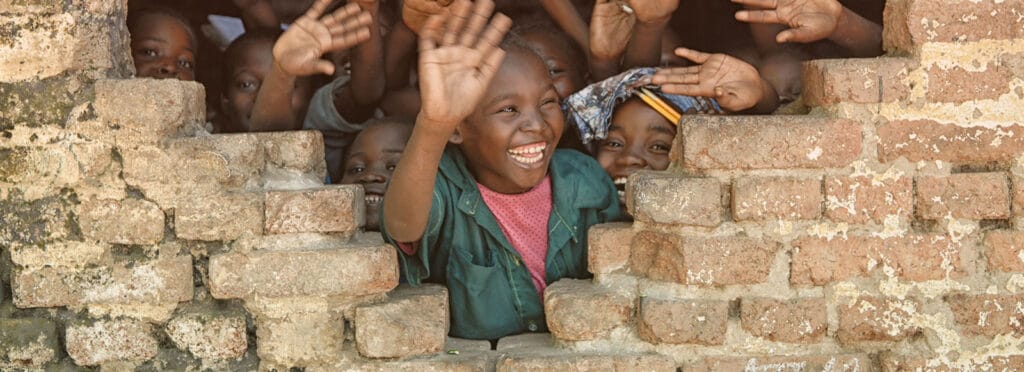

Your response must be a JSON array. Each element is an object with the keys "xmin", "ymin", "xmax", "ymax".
[
  {"xmin": 651, "ymin": 48, "xmax": 766, "ymax": 112},
  {"xmin": 403, "ymin": 0, "xmax": 455, "ymax": 35},
  {"xmin": 732, "ymin": 0, "xmax": 842, "ymax": 44},
  {"xmin": 589, "ymin": 0, "xmax": 635, "ymax": 61},
  {"xmin": 625, "ymin": 0, "xmax": 679, "ymax": 24},
  {"xmin": 417, "ymin": 0, "xmax": 512, "ymax": 129},
  {"xmin": 272, "ymin": 0, "xmax": 373, "ymax": 76}
]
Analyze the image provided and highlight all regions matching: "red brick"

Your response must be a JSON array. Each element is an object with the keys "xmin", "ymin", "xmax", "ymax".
[
  {"xmin": 825, "ymin": 175, "xmax": 913, "ymax": 224},
  {"xmin": 948, "ymin": 294, "xmax": 1024, "ymax": 337},
  {"xmin": 884, "ymin": 0, "xmax": 1024, "ymax": 53},
  {"xmin": 627, "ymin": 172, "xmax": 722, "ymax": 227},
  {"xmin": 791, "ymin": 234, "xmax": 965, "ymax": 285},
  {"xmin": 544, "ymin": 279, "xmax": 634, "ymax": 341},
  {"xmin": 630, "ymin": 231, "xmax": 777, "ymax": 286},
  {"xmin": 803, "ymin": 58, "xmax": 914, "ymax": 106},
  {"xmin": 587, "ymin": 222, "xmax": 634, "ymax": 274},
  {"xmin": 66, "ymin": 319, "xmax": 158, "ymax": 366},
  {"xmin": 877, "ymin": 120, "xmax": 1024, "ymax": 165},
  {"xmin": 732, "ymin": 176, "xmax": 822, "ymax": 221},
  {"xmin": 638, "ymin": 298, "xmax": 728, "ymax": 345},
  {"xmin": 680, "ymin": 116, "xmax": 861, "ymax": 170},
  {"xmin": 881, "ymin": 354, "xmax": 1024, "ymax": 371},
  {"xmin": 264, "ymin": 186, "xmax": 364, "ymax": 235},
  {"xmin": 985, "ymin": 230, "xmax": 1024, "ymax": 272},
  {"xmin": 689, "ymin": 354, "xmax": 871, "ymax": 372},
  {"xmin": 916, "ymin": 173, "xmax": 1010, "ymax": 220},
  {"xmin": 740, "ymin": 298, "xmax": 827, "ymax": 343},
  {"xmin": 837, "ymin": 296, "xmax": 921, "ymax": 343},
  {"xmin": 927, "ymin": 63, "xmax": 1012, "ymax": 103}
]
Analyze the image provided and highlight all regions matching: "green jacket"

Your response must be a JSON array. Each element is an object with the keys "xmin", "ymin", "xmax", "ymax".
[{"xmin": 382, "ymin": 147, "xmax": 622, "ymax": 340}]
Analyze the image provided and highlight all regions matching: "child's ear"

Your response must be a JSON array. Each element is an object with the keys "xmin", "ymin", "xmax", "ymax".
[{"xmin": 448, "ymin": 126, "xmax": 464, "ymax": 144}]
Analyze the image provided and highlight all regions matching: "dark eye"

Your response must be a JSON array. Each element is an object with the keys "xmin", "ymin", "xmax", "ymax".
[
  {"xmin": 141, "ymin": 49, "xmax": 158, "ymax": 57},
  {"xmin": 179, "ymin": 59, "xmax": 194, "ymax": 70},
  {"xmin": 237, "ymin": 80, "xmax": 258, "ymax": 90},
  {"xmin": 542, "ymin": 98, "xmax": 558, "ymax": 106},
  {"xmin": 347, "ymin": 166, "xmax": 365, "ymax": 174},
  {"xmin": 650, "ymin": 143, "xmax": 671, "ymax": 153},
  {"xmin": 386, "ymin": 163, "xmax": 397, "ymax": 171},
  {"xmin": 602, "ymin": 140, "xmax": 624, "ymax": 149},
  {"xmin": 496, "ymin": 106, "xmax": 517, "ymax": 114},
  {"xmin": 550, "ymin": 68, "xmax": 566, "ymax": 76}
]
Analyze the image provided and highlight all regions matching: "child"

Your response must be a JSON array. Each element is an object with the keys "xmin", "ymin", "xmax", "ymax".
[
  {"xmin": 512, "ymin": 18, "xmax": 587, "ymax": 100},
  {"xmin": 127, "ymin": 6, "xmax": 198, "ymax": 81},
  {"xmin": 339, "ymin": 118, "xmax": 413, "ymax": 232},
  {"xmin": 382, "ymin": 0, "xmax": 622, "ymax": 340},
  {"xmin": 732, "ymin": 0, "xmax": 882, "ymax": 58}
]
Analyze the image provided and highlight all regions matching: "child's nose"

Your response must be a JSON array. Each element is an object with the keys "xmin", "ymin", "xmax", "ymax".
[
  {"xmin": 517, "ymin": 110, "xmax": 545, "ymax": 132},
  {"xmin": 617, "ymin": 146, "xmax": 647, "ymax": 167},
  {"xmin": 158, "ymin": 59, "xmax": 178, "ymax": 77},
  {"xmin": 358, "ymin": 170, "xmax": 386, "ymax": 184}
]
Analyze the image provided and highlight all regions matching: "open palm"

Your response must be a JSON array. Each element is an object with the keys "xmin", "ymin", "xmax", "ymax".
[
  {"xmin": 733, "ymin": 0, "xmax": 842, "ymax": 43},
  {"xmin": 652, "ymin": 48, "xmax": 764, "ymax": 112},
  {"xmin": 273, "ymin": 0, "xmax": 373, "ymax": 76},
  {"xmin": 589, "ymin": 0, "xmax": 635, "ymax": 60}
]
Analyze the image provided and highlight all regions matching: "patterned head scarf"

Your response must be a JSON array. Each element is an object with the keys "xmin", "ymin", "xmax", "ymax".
[{"xmin": 564, "ymin": 67, "xmax": 722, "ymax": 144}]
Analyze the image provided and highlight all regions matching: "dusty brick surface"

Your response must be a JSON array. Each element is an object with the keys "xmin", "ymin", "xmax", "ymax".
[
  {"xmin": 175, "ymin": 192, "xmax": 263, "ymax": 241},
  {"xmin": 838, "ymin": 296, "xmax": 921, "ymax": 343},
  {"xmin": 587, "ymin": 222, "xmax": 634, "ymax": 274},
  {"xmin": 638, "ymin": 297, "xmax": 728, "ymax": 345},
  {"xmin": 544, "ymin": 279, "xmax": 634, "ymax": 341},
  {"xmin": 627, "ymin": 172, "xmax": 722, "ymax": 227},
  {"xmin": 264, "ymin": 186, "xmax": 364, "ymax": 234},
  {"xmin": 257, "ymin": 131, "xmax": 327, "ymax": 174},
  {"xmin": 66, "ymin": 320, "xmax": 158, "ymax": 366},
  {"xmin": 0, "ymin": 318, "xmax": 59, "ymax": 369},
  {"xmin": 916, "ymin": 173, "xmax": 1010, "ymax": 220},
  {"xmin": 877, "ymin": 120, "xmax": 1024, "ymax": 165},
  {"xmin": 927, "ymin": 63, "xmax": 1012, "ymax": 103},
  {"xmin": 948, "ymin": 294, "xmax": 1024, "ymax": 337},
  {"xmin": 10, "ymin": 240, "xmax": 107, "ymax": 268},
  {"xmin": 169, "ymin": 134, "xmax": 266, "ymax": 189},
  {"xmin": 165, "ymin": 312, "xmax": 248, "ymax": 360},
  {"xmin": 884, "ymin": 0, "xmax": 1024, "ymax": 52},
  {"xmin": 680, "ymin": 116, "xmax": 861, "ymax": 170},
  {"xmin": 825, "ymin": 175, "xmax": 913, "ymax": 224},
  {"xmin": 255, "ymin": 311, "xmax": 345, "ymax": 367},
  {"xmin": 12, "ymin": 256, "xmax": 193, "ymax": 308},
  {"xmin": 496, "ymin": 351, "xmax": 676, "ymax": 371},
  {"xmin": 91, "ymin": 79, "xmax": 205, "ymax": 144},
  {"xmin": 792, "ymin": 234, "xmax": 965, "ymax": 285},
  {"xmin": 732, "ymin": 176, "xmax": 823, "ymax": 221},
  {"xmin": 881, "ymin": 354, "xmax": 1024, "ymax": 371},
  {"xmin": 740, "ymin": 298, "xmax": 828, "ymax": 343},
  {"xmin": 802, "ymin": 58, "xmax": 914, "ymax": 106},
  {"xmin": 688, "ymin": 354, "xmax": 871, "ymax": 371},
  {"xmin": 985, "ymin": 230, "xmax": 1024, "ymax": 272},
  {"xmin": 119, "ymin": 145, "xmax": 232, "ymax": 209},
  {"xmin": 77, "ymin": 198, "xmax": 164, "ymax": 245},
  {"xmin": 208, "ymin": 243, "xmax": 398, "ymax": 299},
  {"xmin": 1015, "ymin": 176, "xmax": 1024, "ymax": 216},
  {"xmin": 354, "ymin": 284, "xmax": 448, "ymax": 359},
  {"xmin": 630, "ymin": 231, "xmax": 776, "ymax": 286}
]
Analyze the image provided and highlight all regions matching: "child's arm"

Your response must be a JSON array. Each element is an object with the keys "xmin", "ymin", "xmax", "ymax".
[
  {"xmin": 589, "ymin": 0, "xmax": 635, "ymax": 81},
  {"xmin": 621, "ymin": 0, "xmax": 679, "ymax": 70},
  {"xmin": 331, "ymin": 0, "xmax": 387, "ymax": 124},
  {"xmin": 733, "ymin": 0, "xmax": 882, "ymax": 57},
  {"xmin": 384, "ymin": 0, "xmax": 511, "ymax": 242},
  {"xmin": 249, "ymin": 1, "xmax": 373, "ymax": 131},
  {"xmin": 652, "ymin": 47, "xmax": 779, "ymax": 114},
  {"xmin": 384, "ymin": 21, "xmax": 418, "ymax": 91},
  {"xmin": 538, "ymin": 0, "xmax": 590, "ymax": 50},
  {"xmin": 233, "ymin": 0, "xmax": 279, "ymax": 30}
]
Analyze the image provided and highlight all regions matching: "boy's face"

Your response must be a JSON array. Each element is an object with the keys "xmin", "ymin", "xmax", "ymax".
[
  {"xmin": 340, "ymin": 122, "xmax": 411, "ymax": 231},
  {"xmin": 520, "ymin": 32, "xmax": 584, "ymax": 99},
  {"xmin": 221, "ymin": 40, "xmax": 313, "ymax": 132},
  {"xmin": 457, "ymin": 49, "xmax": 564, "ymax": 194},
  {"xmin": 130, "ymin": 13, "xmax": 196, "ymax": 81},
  {"xmin": 596, "ymin": 99, "xmax": 676, "ymax": 203}
]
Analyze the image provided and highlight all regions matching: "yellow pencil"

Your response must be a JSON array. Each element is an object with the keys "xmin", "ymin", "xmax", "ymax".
[{"xmin": 637, "ymin": 88, "xmax": 681, "ymax": 124}]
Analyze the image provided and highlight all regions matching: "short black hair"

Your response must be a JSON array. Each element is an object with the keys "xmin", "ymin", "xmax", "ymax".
[
  {"xmin": 509, "ymin": 16, "xmax": 586, "ymax": 71},
  {"xmin": 127, "ymin": 5, "xmax": 198, "ymax": 48},
  {"xmin": 221, "ymin": 29, "xmax": 282, "ymax": 84}
]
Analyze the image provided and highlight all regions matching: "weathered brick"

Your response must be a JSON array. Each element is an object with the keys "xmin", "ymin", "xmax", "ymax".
[
  {"xmin": 630, "ymin": 231, "xmax": 776, "ymax": 286},
  {"xmin": 838, "ymin": 296, "xmax": 921, "ymax": 343},
  {"xmin": 803, "ymin": 58, "xmax": 914, "ymax": 106},
  {"xmin": 169, "ymin": 134, "xmax": 266, "ymax": 189},
  {"xmin": 740, "ymin": 298, "xmax": 828, "ymax": 343},
  {"xmin": 680, "ymin": 116, "xmax": 861, "ymax": 170},
  {"xmin": 881, "ymin": 354, "xmax": 1024, "ymax": 371},
  {"xmin": 884, "ymin": 0, "xmax": 1024, "ymax": 53},
  {"xmin": 257, "ymin": 131, "xmax": 328, "ymax": 175},
  {"xmin": 877, "ymin": 120, "xmax": 1024, "ymax": 165},
  {"xmin": 496, "ymin": 351, "xmax": 676, "ymax": 372},
  {"xmin": 948, "ymin": 294, "xmax": 1024, "ymax": 337},
  {"xmin": 354, "ymin": 284, "xmax": 448, "ymax": 358},
  {"xmin": 627, "ymin": 171, "xmax": 721, "ymax": 227},
  {"xmin": 688, "ymin": 354, "xmax": 871, "ymax": 372},
  {"xmin": 0, "ymin": 318, "xmax": 59, "ymax": 369},
  {"xmin": 175, "ymin": 192, "xmax": 263, "ymax": 241},
  {"xmin": 825, "ymin": 175, "xmax": 913, "ymax": 224},
  {"xmin": 208, "ymin": 242, "xmax": 398, "ymax": 299},
  {"xmin": 0, "ymin": 14, "xmax": 76, "ymax": 83},
  {"xmin": 928, "ymin": 63, "xmax": 1012, "ymax": 103},
  {"xmin": 638, "ymin": 297, "xmax": 728, "ymax": 345},
  {"xmin": 78, "ymin": 198, "xmax": 164, "ymax": 245},
  {"xmin": 791, "ymin": 234, "xmax": 965, "ymax": 285},
  {"xmin": 90, "ymin": 79, "xmax": 205, "ymax": 144},
  {"xmin": 255, "ymin": 311, "xmax": 344, "ymax": 367},
  {"xmin": 165, "ymin": 312, "xmax": 248, "ymax": 360},
  {"xmin": 587, "ymin": 222, "xmax": 634, "ymax": 274},
  {"xmin": 0, "ymin": 145, "xmax": 87, "ymax": 186},
  {"xmin": 916, "ymin": 173, "xmax": 1010, "ymax": 220},
  {"xmin": 66, "ymin": 319, "xmax": 159, "ymax": 366},
  {"xmin": 985, "ymin": 230, "xmax": 1024, "ymax": 272},
  {"xmin": 732, "ymin": 176, "xmax": 822, "ymax": 221},
  {"xmin": 1014, "ymin": 176, "xmax": 1024, "ymax": 216},
  {"xmin": 264, "ymin": 185, "xmax": 364, "ymax": 235},
  {"xmin": 345, "ymin": 352, "xmax": 492, "ymax": 371},
  {"xmin": 495, "ymin": 333, "xmax": 552, "ymax": 350},
  {"xmin": 9, "ymin": 240, "xmax": 106, "ymax": 268},
  {"xmin": 0, "ymin": 191, "xmax": 77, "ymax": 246},
  {"xmin": 544, "ymin": 279, "xmax": 634, "ymax": 341},
  {"xmin": 120, "ymin": 145, "xmax": 234, "ymax": 209},
  {"xmin": 12, "ymin": 255, "xmax": 193, "ymax": 308}
]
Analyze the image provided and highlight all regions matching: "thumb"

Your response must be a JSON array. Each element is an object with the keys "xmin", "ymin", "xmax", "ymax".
[
  {"xmin": 313, "ymin": 59, "xmax": 336, "ymax": 76},
  {"xmin": 714, "ymin": 87, "xmax": 725, "ymax": 98}
]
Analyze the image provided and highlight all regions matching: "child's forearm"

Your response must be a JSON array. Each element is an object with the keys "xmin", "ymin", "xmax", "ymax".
[
  {"xmin": 249, "ymin": 63, "xmax": 300, "ymax": 131},
  {"xmin": 538, "ymin": 0, "xmax": 590, "ymax": 50},
  {"xmin": 383, "ymin": 116, "xmax": 453, "ymax": 242},
  {"xmin": 742, "ymin": 77, "xmax": 781, "ymax": 114},
  {"xmin": 334, "ymin": 5, "xmax": 386, "ymax": 123},
  {"xmin": 384, "ymin": 22, "xmax": 417, "ymax": 91},
  {"xmin": 590, "ymin": 54, "xmax": 622, "ymax": 81},
  {"xmin": 829, "ymin": 6, "xmax": 882, "ymax": 57},
  {"xmin": 623, "ymin": 19, "xmax": 668, "ymax": 70}
]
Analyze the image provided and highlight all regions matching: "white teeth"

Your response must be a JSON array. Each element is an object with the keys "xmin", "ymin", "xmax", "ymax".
[
  {"xmin": 508, "ymin": 143, "xmax": 547, "ymax": 155},
  {"xmin": 617, "ymin": 190, "xmax": 625, "ymax": 198},
  {"xmin": 614, "ymin": 177, "xmax": 628, "ymax": 185},
  {"xmin": 365, "ymin": 195, "xmax": 383, "ymax": 204},
  {"xmin": 510, "ymin": 152, "xmax": 544, "ymax": 164}
]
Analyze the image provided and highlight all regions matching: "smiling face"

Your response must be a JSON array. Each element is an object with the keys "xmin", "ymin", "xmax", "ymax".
[
  {"xmin": 596, "ymin": 98, "xmax": 676, "ymax": 203},
  {"xmin": 130, "ymin": 13, "xmax": 197, "ymax": 81},
  {"xmin": 455, "ymin": 48, "xmax": 564, "ymax": 194},
  {"xmin": 340, "ymin": 121, "xmax": 412, "ymax": 231}
]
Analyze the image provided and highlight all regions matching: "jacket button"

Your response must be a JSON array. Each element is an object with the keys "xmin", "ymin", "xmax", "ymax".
[{"xmin": 527, "ymin": 321, "xmax": 538, "ymax": 332}]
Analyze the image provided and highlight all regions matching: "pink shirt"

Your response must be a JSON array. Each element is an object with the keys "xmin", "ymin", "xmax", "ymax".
[{"xmin": 477, "ymin": 177, "xmax": 552, "ymax": 296}]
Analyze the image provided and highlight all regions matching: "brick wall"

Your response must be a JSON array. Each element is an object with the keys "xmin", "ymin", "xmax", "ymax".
[{"xmin": 3, "ymin": 0, "xmax": 1024, "ymax": 370}]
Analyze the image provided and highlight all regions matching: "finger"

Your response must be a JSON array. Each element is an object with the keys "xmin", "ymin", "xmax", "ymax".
[
  {"xmin": 327, "ymin": 28, "xmax": 372, "ymax": 51},
  {"xmin": 777, "ymin": 27, "xmax": 817, "ymax": 43},
  {"xmin": 474, "ymin": 13, "xmax": 512, "ymax": 53},
  {"xmin": 658, "ymin": 83, "xmax": 712, "ymax": 97},
  {"xmin": 652, "ymin": 73, "xmax": 700, "ymax": 85},
  {"xmin": 442, "ymin": 0, "xmax": 473, "ymax": 46},
  {"xmin": 730, "ymin": 0, "xmax": 777, "ymax": 9},
  {"xmin": 674, "ymin": 47, "xmax": 712, "ymax": 64},
  {"xmin": 312, "ymin": 59, "xmax": 335, "ymax": 75},
  {"xmin": 302, "ymin": 0, "xmax": 333, "ymax": 20},
  {"xmin": 459, "ymin": 0, "xmax": 495, "ymax": 47},
  {"xmin": 322, "ymin": 2, "xmax": 363, "ymax": 27},
  {"xmin": 735, "ymin": 9, "xmax": 781, "ymax": 24},
  {"xmin": 419, "ymin": 13, "xmax": 446, "ymax": 52},
  {"xmin": 478, "ymin": 47, "xmax": 507, "ymax": 80},
  {"xmin": 329, "ymin": 11, "xmax": 373, "ymax": 35}
]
